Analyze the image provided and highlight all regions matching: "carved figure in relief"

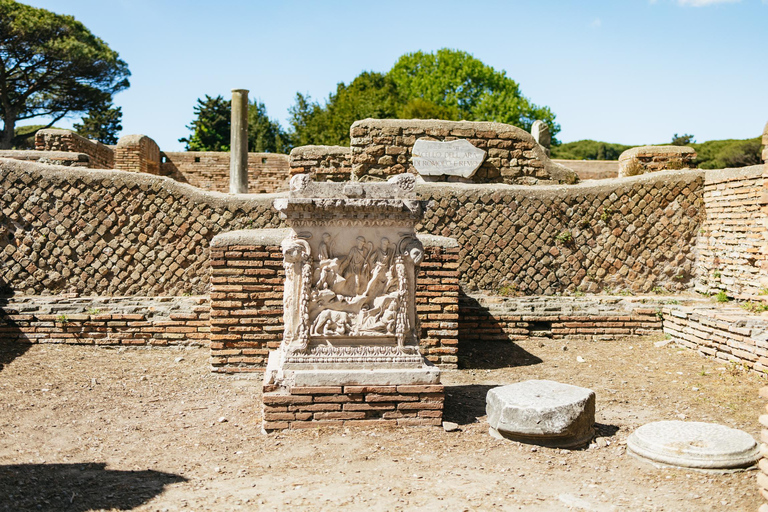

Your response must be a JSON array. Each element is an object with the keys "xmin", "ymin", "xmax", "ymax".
[
  {"xmin": 312, "ymin": 309, "xmax": 352, "ymax": 336},
  {"xmin": 281, "ymin": 238, "xmax": 311, "ymax": 347},
  {"xmin": 317, "ymin": 232, "xmax": 334, "ymax": 261},
  {"xmin": 338, "ymin": 236, "xmax": 372, "ymax": 296},
  {"xmin": 362, "ymin": 237, "xmax": 395, "ymax": 304},
  {"xmin": 357, "ymin": 296, "xmax": 399, "ymax": 335}
]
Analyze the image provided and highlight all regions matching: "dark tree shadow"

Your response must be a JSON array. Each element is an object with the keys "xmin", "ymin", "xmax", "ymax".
[
  {"xmin": 0, "ymin": 463, "xmax": 186, "ymax": 512},
  {"xmin": 458, "ymin": 290, "xmax": 543, "ymax": 369},
  {"xmin": 594, "ymin": 423, "xmax": 620, "ymax": 438},
  {"xmin": 443, "ymin": 384, "xmax": 497, "ymax": 425},
  {"xmin": 0, "ymin": 297, "xmax": 31, "ymax": 373}
]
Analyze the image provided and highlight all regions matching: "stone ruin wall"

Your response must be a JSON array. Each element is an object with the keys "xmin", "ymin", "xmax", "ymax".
[
  {"xmin": 0, "ymin": 159, "xmax": 282, "ymax": 297},
  {"xmin": 160, "ymin": 152, "xmax": 290, "ymax": 194},
  {"xmin": 114, "ymin": 135, "xmax": 161, "ymax": 175},
  {"xmin": 1, "ymin": 158, "xmax": 709, "ymax": 299},
  {"xmin": 618, "ymin": 145, "xmax": 697, "ymax": 178},
  {"xmin": 349, "ymin": 119, "xmax": 576, "ymax": 185},
  {"xmin": 35, "ymin": 129, "xmax": 115, "ymax": 169},
  {"xmin": 288, "ymin": 145, "xmax": 351, "ymax": 182}
]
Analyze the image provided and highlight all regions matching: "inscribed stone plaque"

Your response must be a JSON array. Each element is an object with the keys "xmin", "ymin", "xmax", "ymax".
[{"xmin": 412, "ymin": 138, "xmax": 486, "ymax": 178}]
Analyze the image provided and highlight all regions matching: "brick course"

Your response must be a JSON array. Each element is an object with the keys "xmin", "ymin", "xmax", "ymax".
[
  {"xmin": 288, "ymin": 145, "xmax": 351, "ymax": 182},
  {"xmin": 0, "ymin": 296, "xmax": 209, "ymax": 346},
  {"xmin": 695, "ymin": 165, "xmax": 766, "ymax": 299}
]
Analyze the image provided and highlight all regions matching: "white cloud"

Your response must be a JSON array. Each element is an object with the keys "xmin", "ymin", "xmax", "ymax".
[
  {"xmin": 590, "ymin": 18, "xmax": 602, "ymax": 28},
  {"xmin": 677, "ymin": 0, "xmax": 740, "ymax": 6}
]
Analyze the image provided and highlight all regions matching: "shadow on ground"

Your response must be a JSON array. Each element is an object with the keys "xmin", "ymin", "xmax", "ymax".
[
  {"xmin": 0, "ymin": 297, "xmax": 31, "ymax": 373},
  {"xmin": 0, "ymin": 463, "xmax": 186, "ymax": 512},
  {"xmin": 443, "ymin": 384, "xmax": 496, "ymax": 425},
  {"xmin": 458, "ymin": 341, "xmax": 543, "ymax": 370}
]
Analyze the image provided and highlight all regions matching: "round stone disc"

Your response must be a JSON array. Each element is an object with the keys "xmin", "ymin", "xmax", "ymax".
[{"xmin": 627, "ymin": 421, "xmax": 759, "ymax": 470}]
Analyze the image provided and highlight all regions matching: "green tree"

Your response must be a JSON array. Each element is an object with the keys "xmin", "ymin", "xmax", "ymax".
[
  {"xmin": 288, "ymin": 49, "xmax": 560, "ymax": 146},
  {"xmin": 181, "ymin": 94, "xmax": 290, "ymax": 152},
  {"xmin": 289, "ymin": 72, "xmax": 400, "ymax": 147},
  {"xmin": 671, "ymin": 133, "xmax": 695, "ymax": 146},
  {"xmin": 249, "ymin": 100, "xmax": 290, "ymax": 153},
  {"xmin": 551, "ymin": 140, "xmax": 633, "ymax": 160},
  {"xmin": 179, "ymin": 95, "xmax": 231, "ymax": 151},
  {"xmin": 0, "ymin": 0, "xmax": 130, "ymax": 149},
  {"xmin": 73, "ymin": 100, "xmax": 122, "ymax": 144},
  {"xmin": 389, "ymin": 49, "xmax": 559, "ymax": 138},
  {"xmin": 691, "ymin": 137, "xmax": 762, "ymax": 169}
]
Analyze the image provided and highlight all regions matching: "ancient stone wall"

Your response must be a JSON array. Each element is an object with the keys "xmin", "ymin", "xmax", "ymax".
[
  {"xmin": 350, "ymin": 119, "xmax": 577, "ymax": 185},
  {"xmin": 288, "ymin": 145, "xmax": 351, "ymax": 182},
  {"xmin": 694, "ymin": 166, "xmax": 766, "ymax": 299},
  {"xmin": 0, "ymin": 159, "xmax": 282, "ymax": 296},
  {"xmin": 459, "ymin": 295, "xmax": 664, "ymax": 346},
  {"xmin": 663, "ymin": 303, "xmax": 768, "ymax": 374},
  {"xmin": 618, "ymin": 145, "xmax": 697, "ymax": 177},
  {"xmin": 208, "ymin": 230, "xmax": 460, "ymax": 372},
  {"xmin": 0, "ymin": 150, "xmax": 89, "ymax": 168},
  {"xmin": 35, "ymin": 129, "xmax": 114, "ymax": 169},
  {"xmin": 159, "ymin": 152, "xmax": 290, "ymax": 194},
  {"xmin": 114, "ymin": 134, "xmax": 161, "ymax": 175},
  {"xmin": 0, "ymin": 296, "xmax": 208, "ymax": 346},
  {"xmin": 1, "ymin": 159, "xmax": 709, "ymax": 298},
  {"xmin": 416, "ymin": 169, "xmax": 705, "ymax": 295}
]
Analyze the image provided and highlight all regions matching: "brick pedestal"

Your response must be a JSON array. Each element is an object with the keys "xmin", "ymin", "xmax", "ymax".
[{"xmin": 262, "ymin": 383, "xmax": 444, "ymax": 431}]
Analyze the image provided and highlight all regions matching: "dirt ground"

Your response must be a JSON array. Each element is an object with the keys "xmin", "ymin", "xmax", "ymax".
[{"xmin": 0, "ymin": 335, "xmax": 764, "ymax": 512}]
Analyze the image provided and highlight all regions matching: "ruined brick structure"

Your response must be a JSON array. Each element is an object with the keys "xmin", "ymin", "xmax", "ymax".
[
  {"xmin": 618, "ymin": 145, "xmax": 697, "ymax": 177},
  {"xmin": 160, "ymin": 152, "xmax": 290, "ymax": 194},
  {"xmin": 288, "ymin": 145, "xmax": 352, "ymax": 182},
  {"xmin": 35, "ymin": 129, "xmax": 114, "ymax": 169},
  {"xmin": 349, "ymin": 119, "xmax": 577, "ymax": 184}
]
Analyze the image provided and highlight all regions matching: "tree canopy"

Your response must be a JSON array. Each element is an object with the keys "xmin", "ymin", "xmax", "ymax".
[
  {"xmin": 180, "ymin": 95, "xmax": 289, "ymax": 153},
  {"xmin": 288, "ymin": 49, "xmax": 560, "ymax": 147},
  {"xmin": 0, "ymin": 0, "xmax": 130, "ymax": 149},
  {"xmin": 73, "ymin": 100, "xmax": 122, "ymax": 145}
]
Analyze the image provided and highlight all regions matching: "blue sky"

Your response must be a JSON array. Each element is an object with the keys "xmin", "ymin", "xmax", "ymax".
[{"xmin": 20, "ymin": 0, "xmax": 768, "ymax": 151}]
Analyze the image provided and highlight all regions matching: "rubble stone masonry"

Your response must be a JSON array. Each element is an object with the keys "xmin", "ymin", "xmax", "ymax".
[
  {"xmin": 349, "ymin": 119, "xmax": 576, "ymax": 185},
  {"xmin": 35, "ymin": 129, "xmax": 114, "ymax": 169},
  {"xmin": 288, "ymin": 145, "xmax": 352, "ymax": 182}
]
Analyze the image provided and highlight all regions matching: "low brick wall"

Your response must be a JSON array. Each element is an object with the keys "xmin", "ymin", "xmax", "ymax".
[
  {"xmin": 350, "ymin": 119, "xmax": 577, "ymax": 185},
  {"xmin": 262, "ymin": 384, "xmax": 444, "ymax": 431},
  {"xmin": 114, "ymin": 135, "xmax": 161, "ymax": 175},
  {"xmin": 160, "ymin": 152, "xmax": 290, "ymax": 193},
  {"xmin": 695, "ymin": 166, "xmax": 766, "ymax": 299},
  {"xmin": 662, "ymin": 304, "xmax": 768, "ymax": 374},
  {"xmin": 288, "ymin": 145, "xmax": 351, "ymax": 182},
  {"xmin": 618, "ymin": 145, "xmax": 696, "ymax": 177},
  {"xmin": 459, "ymin": 295, "xmax": 665, "ymax": 345},
  {"xmin": 35, "ymin": 129, "xmax": 114, "ymax": 169},
  {"xmin": 208, "ymin": 230, "xmax": 460, "ymax": 373},
  {"xmin": 0, "ymin": 296, "xmax": 209, "ymax": 346}
]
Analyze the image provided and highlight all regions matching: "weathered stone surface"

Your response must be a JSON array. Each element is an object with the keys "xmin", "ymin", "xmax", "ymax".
[
  {"xmin": 412, "ymin": 138, "xmax": 486, "ymax": 178},
  {"xmin": 530, "ymin": 121, "xmax": 551, "ymax": 150},
  {"xmin": 486, "ymin": 380, "xmax": 595, "ymax": 448},
  {"xmin": 618, "ymin": 145, "xmax": 697, "ymax": 177},
  {"xmin": 627, "ymin": 421, "xmax": 759, "ymax": 470}
]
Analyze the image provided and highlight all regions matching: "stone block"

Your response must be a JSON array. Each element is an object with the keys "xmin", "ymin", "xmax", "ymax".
[{"xmin": 486, "ymin": 380, "xmax": 595, "ymax": 448}]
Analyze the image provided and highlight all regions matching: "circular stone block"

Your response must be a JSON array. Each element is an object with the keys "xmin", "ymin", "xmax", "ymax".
[
  {"xmin": 627, "ymin": 421, "xmax": 759, "ymax": 471},
  {"xmin": 486, "ymin": 380, "xmax": 595, "ymax": 448}
]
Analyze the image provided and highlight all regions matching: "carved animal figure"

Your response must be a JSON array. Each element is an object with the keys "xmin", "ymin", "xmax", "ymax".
[{"xmin": 311, "ymin": 309, "xmax": 351, "ymax": 336}]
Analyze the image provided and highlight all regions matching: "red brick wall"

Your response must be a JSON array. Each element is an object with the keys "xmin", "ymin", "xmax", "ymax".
[
  {"xmin": 0, "ymin": 296, "xmax": 209, "ymax": 346},
  {"xmin": 160, "ymin": 152, "xmax": 290, "ymax": 194},
  {"xmin": 114, "ymin": 135, "xmax": 161, "ymax": 175}
]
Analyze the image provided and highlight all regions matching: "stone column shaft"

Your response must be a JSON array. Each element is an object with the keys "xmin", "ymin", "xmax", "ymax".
[{"xmin": 230, "ymin": 89, "xmax": 249, "ymax": 194}]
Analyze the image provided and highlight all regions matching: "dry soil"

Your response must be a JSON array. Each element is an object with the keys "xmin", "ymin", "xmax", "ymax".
[{"xmin": 0, "ymin": 335, "xmax": 764, "ymax": 511}]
